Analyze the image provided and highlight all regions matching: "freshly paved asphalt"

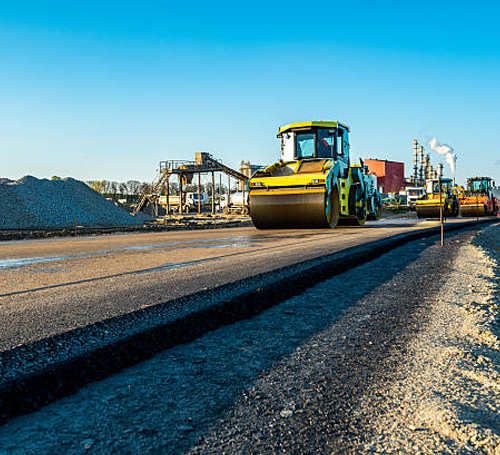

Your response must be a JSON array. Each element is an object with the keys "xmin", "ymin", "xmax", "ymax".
[
  {"xmin": 0, "ymin": 224, "xmax": 485, "ymax": 455},
  {"xmin": 0, "ymin": 218, "xmax": 476, "ymax": 351}
]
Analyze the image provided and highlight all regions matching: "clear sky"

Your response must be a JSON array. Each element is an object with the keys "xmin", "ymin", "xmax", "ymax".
[{"xmin": 1, "ymin": 1, "xmax": 499, "ymax": 185}]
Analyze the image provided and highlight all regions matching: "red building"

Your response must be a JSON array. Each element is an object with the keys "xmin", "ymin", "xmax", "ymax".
[{"xmin": 364, "ymin": 159, "xmax": 405, "ymax": 194}]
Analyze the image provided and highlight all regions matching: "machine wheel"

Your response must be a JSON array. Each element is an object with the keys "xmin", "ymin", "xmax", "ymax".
[
  {"xmin": 366, "ymin": 195, "xmax": 382, "ymax": 221},
  {"xmin": 357, "ymin": 198, "xmax": 368, "ymax": 225},
  {"xmin": 353, "ymin": 199, "xmax": 367, "ymax": 225},
  {"xmin": 326, "ymin": 186, "xmax": 340, "ymax": 228},
  {"xmin": 346, "ymin": 183, "xmax": 367, "ymax": 225},
  {"xmin": 348, "ymin": 183, "xmax": 360, "ymax": 215},
  {"xmin": 356, "ymin": 212, "xmax": 367, "ymax": 226},
  {"xmin": 374, "ymin": 197, "xmax": 382, "ymax": 219},
  {"xmin": 366, "ymin": 196, "xmax": 375, "ymax": 221}
]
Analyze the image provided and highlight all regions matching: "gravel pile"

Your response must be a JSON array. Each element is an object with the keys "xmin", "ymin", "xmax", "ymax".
[{"xmin": 0, "ymin": 176, "xmax": 143, "ymax": 229}]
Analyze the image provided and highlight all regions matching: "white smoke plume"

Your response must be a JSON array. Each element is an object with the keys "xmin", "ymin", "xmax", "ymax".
[{"xmin": 428, "ymin": 137, "xmax": 457, "ymax": 175}]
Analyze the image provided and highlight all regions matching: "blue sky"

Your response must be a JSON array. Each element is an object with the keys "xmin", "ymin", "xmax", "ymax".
[{"xmin": 1, "ymin": 1, "xmax": 499, "ymax": 184}]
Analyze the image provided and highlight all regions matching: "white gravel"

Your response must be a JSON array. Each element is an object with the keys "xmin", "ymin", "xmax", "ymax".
[
  {"xmin": 360, "ymin": 224, "xmax": 500, "ymax": 454},
  {"xmin": 0, "ymin": 176, "xmax": 143, "ymax": 229}
]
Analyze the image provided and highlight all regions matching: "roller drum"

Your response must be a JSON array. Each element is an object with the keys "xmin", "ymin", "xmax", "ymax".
[
  {"xmin": 250, "ymin": 189, "xmax": 330, "ymax": 229},
  {"xmin": 460, "ymin": 204, "xmax": 486, "ymax": 217},
  {"xmin": 415, "ymin": 205, "xmax": 442, "ymax": 218}
]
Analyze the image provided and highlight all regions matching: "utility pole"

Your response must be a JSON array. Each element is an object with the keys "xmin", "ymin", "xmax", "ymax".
[
  {"xmin": 476, "ymin": 192, "xmax": 479, "ymax": 223},
  {"xmin": 197, "ymin": 172, "xmax": 201, "ymax": 215},
  {"xmin": 211, "ymin": 171, "xmax": 215, "ymax": 214},
  {"xmin": 438, "ymin": 163, "xmax": 444, "ymax": 246},
  {"xmin": 166, "ymin": 175, "xmax": 170, "ymax": 215},
  {"xmin": 242, "ymin": 178, "xmax": 247, "ymax": 215},
  {"xmin": 179, "ymin": 174, "xmax": 183, "ymax": 215},
  {"xmin": 219, "ymin": 173, "xmax": 222, "ymax": 212}
]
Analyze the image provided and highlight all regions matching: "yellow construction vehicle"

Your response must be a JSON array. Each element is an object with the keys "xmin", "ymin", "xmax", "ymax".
[
  {"xmin": 453, "ymin": 184, "xmax": 465, "ymax": 200},
  {"xmin": 460, "ymin": 177, "xmax": 498, "ymax": 217},
  {"xmin": 248, "ymin": 121, "xmax": 382, "ymax": 229},
  {"xmin": 415, "ymin": 178, "xmax": 460, "ymax": 219}
]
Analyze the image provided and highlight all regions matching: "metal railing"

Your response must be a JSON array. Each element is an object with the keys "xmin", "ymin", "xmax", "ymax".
[{"xmin": 159, "ymin": 160, "xmax": 196, "ymax": 172}]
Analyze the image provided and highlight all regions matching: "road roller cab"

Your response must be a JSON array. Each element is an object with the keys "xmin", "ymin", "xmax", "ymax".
[
  {"xmin": 460, "ymin": 177, "xmax": 498, "ymax": 217},
  {"xmin": 278, "ymin": 121, "xmax": 350, "ymax": 167},
  {"xmin": 415, "ymin": 178, "xmax": 459, "ymax": 219},
  {"xmin": 248, "ymin": 121, "xmax": 381, "ymax": 229}
]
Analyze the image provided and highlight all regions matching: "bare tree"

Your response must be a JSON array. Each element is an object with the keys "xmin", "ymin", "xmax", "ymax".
[
  {"xmin": 118, "ymin": 182, "xmax": 128, "ymax": 196},
  {"xmin": 127, "ymin": 180, "xmax": 141, "ymax": 196},
  {"xmin": 108, "ymin": 181, "xmax": 118, "ymax": 198},
  {"xmin": 89, "ymin": 180, "xmax": 107, "ymax": 194},
  {"xmin": 139, "ymin": 182, "xmax": 153, "ymax": 197},
  {"xmin": 215, "ymin": 184, "xmax": 227, "ymax": 195},
  {"xmin": 101, "ymin": 180, "xmax": 112, "ymax": 195}
]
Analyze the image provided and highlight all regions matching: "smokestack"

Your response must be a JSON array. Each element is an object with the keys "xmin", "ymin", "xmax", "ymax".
[
  {"xmin": 419, "ymin": 145, "xmax": 425, "ymax": 185},
  {"xmin": 412, "ymin": 139, "xmax": 419, "ymax": 185},
  {"xmin": 428, "ymin": 137, "xmax": 457, "ymax": 176}
]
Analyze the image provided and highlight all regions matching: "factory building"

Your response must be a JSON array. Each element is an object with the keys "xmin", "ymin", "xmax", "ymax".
[{"xmin": 364, "ymin": 159, "xmax": 405, "ymax": 194}]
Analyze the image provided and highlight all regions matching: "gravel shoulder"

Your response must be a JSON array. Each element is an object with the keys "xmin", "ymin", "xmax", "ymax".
[
  {"xmin": 356, "ymin": 224, "xmax": 500, "ymax": 454},
  {"xmin": 187, "ymin": 224, "xmax": 500, "ymax": 455}
]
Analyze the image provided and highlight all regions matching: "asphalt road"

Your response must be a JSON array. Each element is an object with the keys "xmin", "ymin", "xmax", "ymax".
[
  {"xmin": 0, "ymin": 218, "xmax": 479, "ymax": 351},
  {"xmin": 0, "ymin": 224, "xmax": 484, "ymax": 455}
]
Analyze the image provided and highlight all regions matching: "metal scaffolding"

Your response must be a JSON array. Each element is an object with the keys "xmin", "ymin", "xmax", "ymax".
[{"xmin": 134, "ymin": 152, "xmax": 249, "ymax": 216}]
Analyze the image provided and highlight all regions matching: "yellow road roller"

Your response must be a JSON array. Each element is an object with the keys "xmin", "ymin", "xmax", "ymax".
[
  {"xmin": 415, "ymin": 178, "xmax": 460, "ymax": 219},
  {"xmin": 460, "ymin": 177, "xmax": 498, "ymax": 217},
  {"xmin": 248, "ymin": 121, "xmax": 382, "ymax": 229}
]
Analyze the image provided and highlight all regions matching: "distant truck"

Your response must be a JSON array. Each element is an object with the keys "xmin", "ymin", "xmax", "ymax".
[
  {"xmin": 402, "ymin": 187, "xmax": 425, "ymax": 209},
  {"xmin": 159, "ymin": 192, "xmax": 209, "ymax": 213},
  {"xmin": 220, "ymin": 192, "xmax": 249, "ymax": 215}
]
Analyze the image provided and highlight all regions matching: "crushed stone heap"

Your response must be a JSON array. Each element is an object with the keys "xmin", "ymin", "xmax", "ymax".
[{"xmin": 0, "ymin": 176, "xmax": 143, "ymax": 229}]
